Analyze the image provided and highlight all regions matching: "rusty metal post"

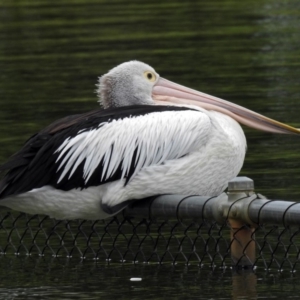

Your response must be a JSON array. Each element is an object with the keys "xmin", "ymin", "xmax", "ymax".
[{"xmin": 227, "ymin": 177, "xmax": 256, "ymax": 269}]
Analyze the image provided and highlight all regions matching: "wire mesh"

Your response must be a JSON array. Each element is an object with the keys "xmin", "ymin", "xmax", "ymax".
[
  {"xmin": 1, "ymin": 207, "xmax": 300, "ymax": 271},
  {"xmin": 0, "ymin": 209, "xmax": 229, "ymax": 266}
]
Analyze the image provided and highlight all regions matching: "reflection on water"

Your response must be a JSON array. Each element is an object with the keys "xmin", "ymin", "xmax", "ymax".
[
  {"xmin": 1, "ymin": 257, "xmax": 300, "ymax": 300},
  {"xmin": 0, "ymin": 0, "xmax": 300, "ymax": 298}
]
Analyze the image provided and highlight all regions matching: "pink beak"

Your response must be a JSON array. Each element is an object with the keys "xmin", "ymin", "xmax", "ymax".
[{"xmin": 152, "ymin": 77, "xmax": 300, "ymax": 135}]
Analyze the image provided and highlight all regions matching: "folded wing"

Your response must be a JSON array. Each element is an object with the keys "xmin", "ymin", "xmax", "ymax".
[{"xmin": 0, "ymin": 105, "xmax": 211, "ymax": 199}]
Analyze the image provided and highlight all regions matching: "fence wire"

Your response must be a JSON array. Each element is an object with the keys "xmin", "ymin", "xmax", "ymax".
[{"xmin": 1, "ymin": 208, "xmax": 300, "ymax": 271}]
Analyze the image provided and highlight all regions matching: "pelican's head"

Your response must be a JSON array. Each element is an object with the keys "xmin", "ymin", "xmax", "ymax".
[
  {"xmin": 98, "ymin": 60, "xmax": 300, "ymax": 135},
  {"xmin": 97, "ymin": 61, "xmax": 159, "ymax": 108}
]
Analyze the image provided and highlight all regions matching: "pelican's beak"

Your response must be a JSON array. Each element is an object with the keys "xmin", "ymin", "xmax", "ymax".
[{"xmin": 152, "ymin": 77, "xmax": 300, "ymax": 135}]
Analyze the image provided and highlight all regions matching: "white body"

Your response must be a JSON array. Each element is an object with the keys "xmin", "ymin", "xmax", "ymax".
[{"xmin": 0, "ymin": 108, "xmax": 246, "ymax": 220}]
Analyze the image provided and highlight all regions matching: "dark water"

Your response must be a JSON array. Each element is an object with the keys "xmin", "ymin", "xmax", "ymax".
[
  {"xmin": 1, "ymin": 0, "xmax": 300, "ymax": 298},
  {"xmin": 1, "ymin": 257, "xmax": 300, "ymax": 300}
]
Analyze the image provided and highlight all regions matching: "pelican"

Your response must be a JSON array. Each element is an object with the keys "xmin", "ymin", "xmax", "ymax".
[{"xmin": 0, "ymin": 61, "xmax": 299, "ymax": 220}]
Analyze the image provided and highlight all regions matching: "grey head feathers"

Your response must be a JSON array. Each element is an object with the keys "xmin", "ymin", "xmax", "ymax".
[{"xmin": 97, "ymin": 61, "xmax": 159, "ymax": 108}]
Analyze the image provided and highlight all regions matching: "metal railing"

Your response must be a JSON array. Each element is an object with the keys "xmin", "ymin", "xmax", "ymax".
[
  {"xmin": 124, "ymin": 177, "xmax": 300, "ymax": 226},
  {"xmin": 0, "ymin": 177, "xmax": 300, "ymax": 271}
]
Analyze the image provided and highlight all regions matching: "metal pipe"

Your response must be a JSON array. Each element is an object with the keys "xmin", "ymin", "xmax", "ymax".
[
  {"xmin": 124, "ymin": 194, "xmax": 226, "ymax": 221},
  {"xmin": 124, "ymin": 177, "xmax": 300, "ymax": 227},
  {"xmin": 227, "ymin": 177, "xmax": 256, "ymax": 268},
  {"xmin": 248, "ymin": 200, "xmax": 300, "ymax": 226}
]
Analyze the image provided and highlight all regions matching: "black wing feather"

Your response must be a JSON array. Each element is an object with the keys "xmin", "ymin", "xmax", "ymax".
[{"xmin": 0, "ymin": 105, "xmax": 194, "ymax": 199}]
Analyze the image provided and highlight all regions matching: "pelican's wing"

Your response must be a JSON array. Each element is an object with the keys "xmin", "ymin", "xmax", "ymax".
[{"xmin": 0, "ymin": 105, "xmax": 210, "ymax": 199}]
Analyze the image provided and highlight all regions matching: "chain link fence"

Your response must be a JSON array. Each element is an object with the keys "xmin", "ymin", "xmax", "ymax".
[
  {"xmin": 0, "ymin": 210, "xmax": 228, "ymax": 265},
  {"xmin": 1, "ymin": 205, "xmax": 300, "ymax": 271},
  {"xmin": 1, "ymin": 177, "xmax": 300, "ymax": 271}
]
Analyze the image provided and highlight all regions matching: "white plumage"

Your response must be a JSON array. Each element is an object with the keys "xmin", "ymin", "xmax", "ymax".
[{"xmin": 55, "ymin": 110, "xmax": 211, "ymax": 185}]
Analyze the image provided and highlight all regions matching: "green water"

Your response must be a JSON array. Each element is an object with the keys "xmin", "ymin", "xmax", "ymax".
[
  {"xmin": 1, "ymin": 258, "xmax": 299, "ymax": 300},
  {"xmin": 1, "ymin": 0, "xmax": 300, "ymax": 298}
]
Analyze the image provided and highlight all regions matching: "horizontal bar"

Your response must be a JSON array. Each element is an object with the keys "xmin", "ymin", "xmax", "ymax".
[
  {"xmin": 124, "ymin": 194, "xmax": 225, "ymax": 222},
  {"xmin": 248, "ymin": 199, "xmax": 300, "ymax": 226},
  {"xmin": 124, "ymin": 194, "xmax": 300, "ymax": 226}
]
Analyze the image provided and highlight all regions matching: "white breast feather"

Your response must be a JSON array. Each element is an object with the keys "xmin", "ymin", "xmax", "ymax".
[{"xmin": 55, "ymin": 110, "xmax": 211, "ymax": 184}]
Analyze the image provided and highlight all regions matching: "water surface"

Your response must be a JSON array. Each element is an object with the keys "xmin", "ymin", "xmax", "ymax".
[
  {"xmin": 1, "ymin": 0, "xmax": 300, "ymax": 298},
  {"xmin": 1, "ymin": 257, "xmax": 300, "ymax": 299}
]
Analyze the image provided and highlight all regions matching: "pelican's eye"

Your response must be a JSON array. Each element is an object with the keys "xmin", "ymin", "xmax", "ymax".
[{"xmin": 143, "ymin": 71, "xmax": 156, "ymax": 82}]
